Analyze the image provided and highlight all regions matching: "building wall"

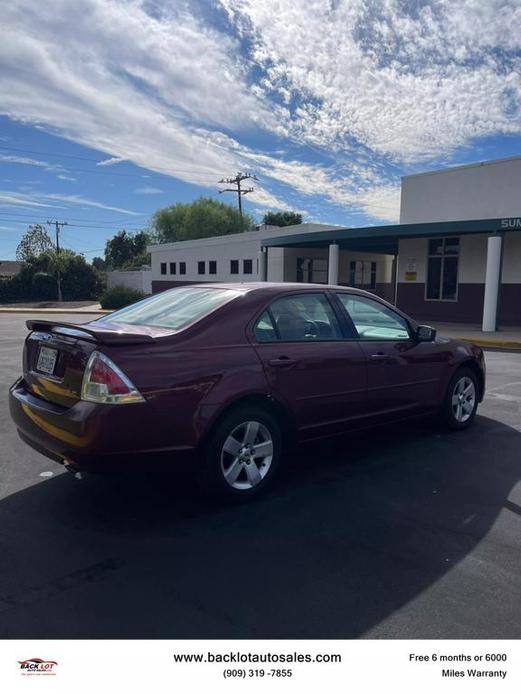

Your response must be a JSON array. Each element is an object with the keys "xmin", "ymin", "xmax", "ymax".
[
  {"xmin": 149, "ymin": 223, "xmax": 341, "ymax": 292},
  {"xmin": 396, "ymin": 232, "xmax": 521, "ymax": 325},
  {"xmin": 400, "ymin": 156, "xmax": 521, "ymax": 224},
  {"xmin": 148, "ymin": 223, "xmax": 394, "ymax": 296}
]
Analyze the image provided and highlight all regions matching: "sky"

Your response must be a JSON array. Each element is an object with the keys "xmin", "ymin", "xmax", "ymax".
[{"xmin": 0, "ymin": 0, "xmax": 520, "ymax": 260}]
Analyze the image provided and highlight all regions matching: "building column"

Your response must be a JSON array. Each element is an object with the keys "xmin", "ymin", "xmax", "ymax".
[
  {"xmin": 258, "ymin": 247, "xmax": 267, "ymax": 281},
  {"xmin": 482, "ymin": 235, "xmax": 503, "ymax": 332},
  {"xmin": 327, "ymin": 243, "xmax": 339, "ymax": 285}
]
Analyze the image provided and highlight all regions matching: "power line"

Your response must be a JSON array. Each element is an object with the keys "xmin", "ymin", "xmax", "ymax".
[
  {"xmin": 219, "ymin": 172, "xmax": 258, "ymax": 216},
  {"xmin": 0, "ymin": 211, "xmax": 148, "ymax": 222},
  {"xmin": 0, "ymin": 145, "xmax": 226, "ymax": 177}
]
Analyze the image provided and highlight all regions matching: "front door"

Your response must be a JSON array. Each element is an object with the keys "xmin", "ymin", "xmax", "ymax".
[
  {"xmin": 334, "ymin": 292, "xmax": 448, "ymax": 421},
  {"xmin": 251, "ymin": 292, "xmax": 367, "ymax": 438}
]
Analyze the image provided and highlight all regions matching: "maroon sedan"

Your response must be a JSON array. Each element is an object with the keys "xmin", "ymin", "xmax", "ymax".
[{"xmin": 9, "ymin": 283, "xmax": 485, "ymax": 498}]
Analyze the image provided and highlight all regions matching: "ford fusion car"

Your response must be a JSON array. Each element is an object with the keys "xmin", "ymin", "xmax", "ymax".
[{"xmin": 9, "ymin": 283, "xmax": 485, "ymax": 498}]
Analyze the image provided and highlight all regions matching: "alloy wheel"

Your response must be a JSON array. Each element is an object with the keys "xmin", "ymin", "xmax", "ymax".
[
  {"xmin": 451, "ymin": 376, "xmax": 476, "ymax": 423},
  {"xmin": 220, "ymin": 420, "xmax": 274, "ymax": 490}
]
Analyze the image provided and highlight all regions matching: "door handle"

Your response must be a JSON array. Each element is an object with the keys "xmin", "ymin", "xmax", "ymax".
[
  {"xmin": 268, "ymin": 357, "xmax": 297, "ymax": 367},
  {"xmin": 369, "ymin": 352, "xmax": 389, "ymax": 362}
]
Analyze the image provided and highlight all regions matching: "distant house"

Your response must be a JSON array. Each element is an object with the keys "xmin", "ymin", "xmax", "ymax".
[{"xmin": 0, "ymin": 261, "xmax": 23, "ymax": 280}]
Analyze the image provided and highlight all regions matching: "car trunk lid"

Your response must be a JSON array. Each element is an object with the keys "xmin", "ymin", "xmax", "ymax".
[{"xmin": 23, "ymin": 319, "xmax": 168, "ymax": 408}]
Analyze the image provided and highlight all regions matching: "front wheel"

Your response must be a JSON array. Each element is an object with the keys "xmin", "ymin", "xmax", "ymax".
[
  {"xmin": 197, "ymin": 406, "xmax": 282, "ymax": 499},
  {"xmin": 442, "ymin": 367, "xmax": 479, "ymax": 430}
]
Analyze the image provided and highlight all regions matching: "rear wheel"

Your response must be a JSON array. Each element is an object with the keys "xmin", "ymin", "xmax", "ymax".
[
  {"xmin": 197, "ymin": 406, "xmax": 282, "ymax": 499},
  {"xmin": 442, "ymin": 367, "xmax": 479, "ymax": 430}
]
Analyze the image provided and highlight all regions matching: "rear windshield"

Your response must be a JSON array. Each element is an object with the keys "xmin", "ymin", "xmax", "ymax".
[{"xmin": 99, "ymin": 287, "xmax": 242, "ymax": 330}]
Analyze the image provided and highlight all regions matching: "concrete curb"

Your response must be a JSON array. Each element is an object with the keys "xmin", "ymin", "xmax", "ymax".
[
  {"xmin": 0, "ymin": 308, "xmax": 111, "ymax": 315},
  {"xmin": 457, "ymin": 337, "xmax": 521, "ymax": 350}
]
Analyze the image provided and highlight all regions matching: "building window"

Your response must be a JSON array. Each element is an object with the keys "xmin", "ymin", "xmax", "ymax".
[
  {"xmin": 296, "ymin": 257, "xmax": 328, "ymax": 284},
  {"xmin": 230, "ymin": 259, "xmax": 239, "ymax": 274},
  {"xmin": 209, "ymin": 260, "xmax": 217, "ymax": 275},
  {"xmin": 426, "ymin": 237, "xmax": 459, "ymax": 301},
  {"xmin": 160, "ymin": 262, "xmax": 167, "ymax": 275},
  {"xmin": 243, "ymin": 259, "xmax": 253, "ymax": 274},
  {"xmin": 349, "ymin": 260, "xmax": 377, "ymax": 290},
  {"xmin": 198, "ymin": 261, "xmax": 205, "ymax": 275},
  {"xmin": 170, "ymin": 262, "xmax": 176, "ymax": 275},
  {"xmin": 180, "ymin": 262, "xmax": 186, "ymax": 275}
]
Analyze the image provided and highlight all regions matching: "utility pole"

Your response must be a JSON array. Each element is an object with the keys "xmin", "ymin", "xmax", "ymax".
[
  {"xmin": 218, "ymin": 172, "xmax": 257, "ymax": 217},
  {"xmin": 46, "ymin": 220, "xmax": 68, "ymax": 302}
]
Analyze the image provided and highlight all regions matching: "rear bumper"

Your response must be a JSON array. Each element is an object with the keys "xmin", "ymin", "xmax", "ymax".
[{"xmin": 9, "ymin": 378, "xmax": 196, "ymax": 472}]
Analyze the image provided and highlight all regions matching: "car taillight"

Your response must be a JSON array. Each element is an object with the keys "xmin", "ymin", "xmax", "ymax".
[{"xmin": 81, "ymin": 351, "xmax": 144, "ymax": 404}]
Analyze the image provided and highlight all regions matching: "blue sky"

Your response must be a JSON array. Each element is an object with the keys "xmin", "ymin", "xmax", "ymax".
[{"xmin": 1, "ymin": 0, "xmax": 520, "ymax": 260}]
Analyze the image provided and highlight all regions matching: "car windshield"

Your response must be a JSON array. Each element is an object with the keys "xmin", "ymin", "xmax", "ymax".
[{"xmin": 99, "ymin": 287, "xmax": 242, "ymax": 330}]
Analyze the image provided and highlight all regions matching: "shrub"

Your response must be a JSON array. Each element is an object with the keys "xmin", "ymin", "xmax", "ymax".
[
  {"xmin": 100, "ymin": 285, "xmax": 145, "ymax": 310},
  {"xmin": 32, "ymin": 272, "xmax": 57, "ymax": 301}
]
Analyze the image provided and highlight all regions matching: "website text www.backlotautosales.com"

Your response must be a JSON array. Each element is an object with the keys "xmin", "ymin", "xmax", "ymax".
[{"xmin": 173, "ymin": 650, "xmax": 341, "ymax": 664}]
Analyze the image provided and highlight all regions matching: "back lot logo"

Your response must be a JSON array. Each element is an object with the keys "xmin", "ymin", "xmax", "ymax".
[{"xmin": 18, "ymin": 658, "xmax": 58, "ymax": 675}]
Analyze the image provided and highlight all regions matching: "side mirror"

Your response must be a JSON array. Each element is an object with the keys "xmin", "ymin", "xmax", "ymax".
[{"xmin": 416, "ymin": 325, "xmax": 436, "ymax": 342}]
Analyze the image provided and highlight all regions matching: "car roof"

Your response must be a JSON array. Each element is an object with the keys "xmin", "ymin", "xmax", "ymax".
[{"xmin": 184, "ymin": 282, "xmax": 350, "ymax": 293}]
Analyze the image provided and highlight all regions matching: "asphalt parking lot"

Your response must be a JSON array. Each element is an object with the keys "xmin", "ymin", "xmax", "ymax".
[{"xmin": 0, "ymin": 313, "xmax": 520, "ymax": 639}]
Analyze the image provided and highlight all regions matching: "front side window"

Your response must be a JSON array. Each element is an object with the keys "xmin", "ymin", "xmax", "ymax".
[
  {"xmin": 198, "ymin": 261, "xmax": 205, "ymax": 275},
  {"xmin": 170, "ymin": 262, "xmax": 176, "ymax": 275},
  {"xmin": 100, "ymin": 287, "xmax": 242, "ymax": 330},
  {"xmin": 230, "ymin": 259, "xmax": 239, "ymax": 275},
  {"xmin": 209, "ymin": 260, "xmax": 217, "ymax": 275},
  {"xmin": 337, "ymin": 294, "xmax": 410, "ymax": 340},
  {"xmin": 179, "ymin": 262, "xmax": 186, "ymax": 275},
  {"xmin": 160, "ymin": 262, "xmax": 167, "ymax": 275},
  {"xmin": 255, "ymin": 293, "xmax": 341, "ymax": 342},
  {"xmin": 426, "ymin": 237, "xmax": 459, "ymax": 301},
  {"xmin": 243, "ymin": 259, "xmax": 253, "ymax": 274}
]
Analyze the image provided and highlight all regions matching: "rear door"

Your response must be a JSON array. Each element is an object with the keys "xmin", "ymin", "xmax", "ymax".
[
  {"xmin": 334, "ymin": 292, "xmax": 447, "ymax": 420},
  {"xmin": 250, "ymin": 291, "xmax": 368, "ymax": 439}
]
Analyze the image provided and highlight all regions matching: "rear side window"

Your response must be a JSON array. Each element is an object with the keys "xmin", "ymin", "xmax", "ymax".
[
  {"xmin": 100, "ymin": 287, "xmax": 242, "ymax": 330},
  {"xmin": 254, "ymin": 293, "xmax": 341, "ymax": 342},
  {"xmin": 337, "ymin": 294, "xmax": 410, "ymax": 340},
  {"xmin": 253, "ymin": 311, "xmax": 278, "ymax": 342}
]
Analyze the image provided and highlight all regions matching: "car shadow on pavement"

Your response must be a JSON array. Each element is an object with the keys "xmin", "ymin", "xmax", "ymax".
[{"xmin": 1, "ymin": 414, "xmax": 520, "ymax": 639}]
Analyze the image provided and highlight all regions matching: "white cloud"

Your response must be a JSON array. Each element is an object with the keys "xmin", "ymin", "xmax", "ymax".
[
  {"xmin": 97, "ymin": 157, "xmax": 125, "ymax": 167},
  {"xmin": 0, "ymin": 0, "xmax": 519, "ymax": 225},
  {"xmin": 0, "ymin": 189, "xmax": 139, "ymax": 215},
  {"xmin": 135, "ymin": 186, "xmax": 163, "ymax": 194},
  {"xmin": 220, "ymin": 0, "xmax": 521, "ymax": 161},
  {"xmin": 57, "ymin": 174, "xmax": 77, "ymax": 181}
]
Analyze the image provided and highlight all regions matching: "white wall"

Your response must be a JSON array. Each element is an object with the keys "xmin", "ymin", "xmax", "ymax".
[
  {"xmin": 107, "ymin": 270, "xmax": 152, "ymax": 294},
  {"xmin": 149, "ymin": 223, "xmax": 342, "ymax": 283},
  {"xmin": 401, "ymin": 156, "xmax": 521, "ymax": 224},
  {"xmin": 397, "ymin": 232, "xmax": 521, "ymax": 286}
]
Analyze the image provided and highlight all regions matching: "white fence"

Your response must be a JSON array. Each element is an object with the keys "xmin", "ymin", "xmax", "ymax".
[{"xmin": 106, "ymin": 269, "xmax": 152, "ymax": 295}]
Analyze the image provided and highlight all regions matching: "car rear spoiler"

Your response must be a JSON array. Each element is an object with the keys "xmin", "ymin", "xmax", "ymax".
[{"xmin": 26, "ymin": 319, "xmax": 156, "ymax": 345}]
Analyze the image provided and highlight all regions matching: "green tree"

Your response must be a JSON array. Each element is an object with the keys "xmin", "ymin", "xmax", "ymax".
[
  {"xmin": 16, "ymin": 224, "xmax": 54, "ymax": 261},
  {"xmin": 3, "ymin": 250, "xmax": 102, "ymax": 302},
  {"xmin": 92, "ymin": 256, "xmax": 107, "ymax": 271},
  {"xmin": 152, "ymin": 197, "xmax": 253, "ymax": 243},
  {"xmin": 262, "ymin": 211, "xmax": 303, "ymax": 227},
  {"xmin": 105, "ymin": 229, "xmax": 152, "ymax": 269}
]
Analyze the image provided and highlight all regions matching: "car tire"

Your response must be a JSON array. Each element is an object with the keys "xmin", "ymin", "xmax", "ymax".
[
  {"xmin": 197, "ymin": 405, "xmax": 282, "ymax": 499},
  {"xmin": 441, "ymin": 367, "xmax": 479, "ymax": 430}
]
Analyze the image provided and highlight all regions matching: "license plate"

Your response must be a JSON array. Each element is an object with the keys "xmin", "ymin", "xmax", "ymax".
[{"xmin": 36, "ymin": 346, "xmax": 58, "ymax": 375}]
